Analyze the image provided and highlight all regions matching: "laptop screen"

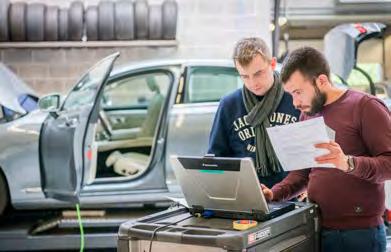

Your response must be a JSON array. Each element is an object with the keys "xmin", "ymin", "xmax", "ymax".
[{"xmin": 170, "ymin": 155, "xmax": 270, "ymax": 214}]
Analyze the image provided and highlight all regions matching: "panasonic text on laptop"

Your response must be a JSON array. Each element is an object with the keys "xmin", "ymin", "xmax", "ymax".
[{"xmin": 170, "ymin": 155, "xmax": 295, "ymax": 221}]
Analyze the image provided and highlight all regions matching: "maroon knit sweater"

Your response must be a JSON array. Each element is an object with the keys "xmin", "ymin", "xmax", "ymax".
[{"xmin": 271, "ymin": 90, "xmax": 391, "ymax": 229}]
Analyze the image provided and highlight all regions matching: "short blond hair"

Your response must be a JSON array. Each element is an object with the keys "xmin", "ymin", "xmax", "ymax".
[{"xmin": 233, "ymin": 37, "xmax": 272, "ymax": 66}]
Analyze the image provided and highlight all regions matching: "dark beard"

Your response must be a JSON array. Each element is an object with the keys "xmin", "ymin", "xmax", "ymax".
[{"xmin": 305, "ymin": 86, "xmax": 326, "ymax": 116}]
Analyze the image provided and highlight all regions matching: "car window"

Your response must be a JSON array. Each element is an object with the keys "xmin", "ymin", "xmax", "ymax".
[
  {"xmin": 0, "ymin": 95, "xmax": 38, "ymax": 123},
  {"xmin": 184, "ymin": 66, "xmax": 242, "ymax": 103},
  {"xmin": 102, "ymin": 71, "xmax": 171, "ymax": 109},
  {"xmin": 62, "ymin": 57, "xmax": 115, "ymax": 111}
]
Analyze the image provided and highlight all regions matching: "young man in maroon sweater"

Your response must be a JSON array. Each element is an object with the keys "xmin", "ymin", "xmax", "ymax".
[{"xmin": 262, "ymin": 47, "xmax": 391, "ymax": 252}]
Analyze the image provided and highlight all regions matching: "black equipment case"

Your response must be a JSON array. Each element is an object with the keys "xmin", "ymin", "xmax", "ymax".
[{"xmin": 117, "ymin": 202, "xmax": 319, "ymax": 252}]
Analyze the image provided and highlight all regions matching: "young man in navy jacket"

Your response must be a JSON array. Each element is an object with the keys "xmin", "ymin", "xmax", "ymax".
[{"xmin": 208, "ymin": 37, "xmax": 300, "ymax": 188}]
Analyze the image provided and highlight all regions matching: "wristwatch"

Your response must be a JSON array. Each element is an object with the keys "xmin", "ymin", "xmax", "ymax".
[{"xmin": 346, "ymin": 155, "xmax": 355, "ymax": 173}]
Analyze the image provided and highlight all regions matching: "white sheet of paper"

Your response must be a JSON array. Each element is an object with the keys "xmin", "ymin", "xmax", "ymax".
[{"xmin": 266, "ymin": 117, "xmax": 336, "ymax": 171}]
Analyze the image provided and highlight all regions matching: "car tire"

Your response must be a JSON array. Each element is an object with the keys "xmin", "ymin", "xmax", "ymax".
[
  {"xmin": 0, "ymin": 171, "xmax": 9, "ymax": 216},
  {"xmin": 58, "ymin": 8, "xmax": 69, "ymax": 41},
  {"xmin": 68, "ymin": 1, "xmax": 84, "ymax": 41},
  {"xmin": 26, "ymin": 3, "xmax": 46, "ymax": 42},
  {"xmin": 9, "ymin": 2, "xmax": 26, "ymax": 41},
  {"xmin": 148, "ymin": 5, "xmax": 162, "ymax": 40},
  {"xmin": 162, "ymin": 0, "xmax": 177, "ymax": 40},
  {"xmin": 45, "ymin": 6, "xmax": 59, "ymax": 41},
  {"xmin": 98, "ymin": 1, "xmax": 115, "ymax": 41},
  {"xmin": 134, "ymin": 0, "xmax": 148, "ymax": 39},
  {"xmin": 114, "ymin": 0, "xmax": 134, "ymax": 40},
  {"xmin": 86, "ymin": 6, "xmax": 98, "ymax": 41},
  {"xmin": 0, "ymin": 0, "xmax": 10, "ymax": 41}
]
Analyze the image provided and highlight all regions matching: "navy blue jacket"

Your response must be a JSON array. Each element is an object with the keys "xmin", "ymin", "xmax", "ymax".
[{"xmin": 208, "ymin": 88, "xmax": 300, "ymax": 188}]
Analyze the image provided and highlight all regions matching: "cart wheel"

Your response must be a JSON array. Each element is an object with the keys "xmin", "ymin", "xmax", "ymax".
[
  {"xmin": 148, "ymin": 5, "xmax": 162, "ymax": 40},
  {"xmin": 134, "ymin": 0, "xmax": 148, "ymax": 39},
  {"xmin": 98, "ymin": 1, "xmax": 115, "ymax": 41},
  {"xmin": 58, "ymin": 8, "xmax": 69, "ymax": 41},
  {"xmin": 26, "ymin": 3, "xmax": 46, "ymax": 41},
  {"xmin": 86, "ymin": 6, "xmax": 98, "ymax": 41},
  {"xmin": 162, "ymin": 0, "xmax": 177, "ymax": 40},
  {"xmin": 115, "ymin": 0, "xmax": 135, "ymax": 40},
  {"xmin": 0, "ymin": 0, "xmax": 10, "ymax": 41},
  {"xmin": 9, "ymin": 2, "xmax": 26, "ymax": 41},
  {"xmin": 69, "ymin": 1, "xmax": 84, "ymax": 41},
  {"xmin": 0, "ymin": 171, "xmax": 9, "ymax": 216},
  {"xmin": 45, "ymin": 6, "xmax": 59, "ymax": 41}
]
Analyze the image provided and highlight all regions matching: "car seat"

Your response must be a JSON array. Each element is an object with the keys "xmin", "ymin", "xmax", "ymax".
[
  {"xmin": 105, "ymin": 151, "xmax": 149, "ymax": 177},
  {"xmin": 104, "ymin": 76, "xmax": 164, "ymax": 176},
  {"xmin": 100, "ymin": 76, "xmax": 164, "ymax": 141}
]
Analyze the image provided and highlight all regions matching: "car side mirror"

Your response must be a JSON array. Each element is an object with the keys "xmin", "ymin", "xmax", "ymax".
[{"xmin": 38, "ymin": 94, "xmax": 61, "ymax": 118}]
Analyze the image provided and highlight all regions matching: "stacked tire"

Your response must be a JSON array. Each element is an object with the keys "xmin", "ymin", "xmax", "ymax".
[{"xmin": 0, "ymin": 0, "xmax": 177, "ymax": 42}]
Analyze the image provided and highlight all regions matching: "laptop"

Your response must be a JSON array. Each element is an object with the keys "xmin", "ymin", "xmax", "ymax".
[{"xmin": 170, "ymin": 155, "xmax": 295, "ymax": 221}]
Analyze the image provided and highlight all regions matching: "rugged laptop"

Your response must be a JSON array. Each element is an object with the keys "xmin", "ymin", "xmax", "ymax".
[{"xmin": 170, "ymin": 155, "xmax": 295, "ymax": 221}]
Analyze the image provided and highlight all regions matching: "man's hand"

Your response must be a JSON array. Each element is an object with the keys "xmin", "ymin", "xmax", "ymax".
[
  {"xmin": 297, "ymin": 191, "xmax": 308, "ymax": 202},
  {"xmin": 261, "ymin": 184, "xmax": 273, "ymax": 201},
  {"xmin": 314, "ymin": 141, "xmax": 349, "ymax": 172}
]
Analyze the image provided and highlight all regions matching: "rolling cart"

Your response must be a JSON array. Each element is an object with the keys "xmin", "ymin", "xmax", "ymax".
[{"xmin": 117, "ymin": 202, "xmax": 319, "ymax": 252}]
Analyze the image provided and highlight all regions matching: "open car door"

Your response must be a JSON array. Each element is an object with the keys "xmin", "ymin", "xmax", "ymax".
[
  {"xmin": 324, "ymin": 22, "xmax": 385, "ymax": 94},
  {"xmin": 39, "ymin": 52, "xmax": 119, "ymax": 202}
]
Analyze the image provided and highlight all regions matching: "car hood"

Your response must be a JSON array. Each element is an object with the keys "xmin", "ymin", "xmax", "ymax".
[
  {"xmin": 324, "ymin": 23, "xmax": 385, "ymax": 81},
  {"xmin": 0, "ymin": 63, "xmax": 38, "ymax": 114}
]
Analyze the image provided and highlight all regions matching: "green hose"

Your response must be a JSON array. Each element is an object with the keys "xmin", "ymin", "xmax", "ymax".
[{"xmin": 76, "ymin": 204, "xmax": 84, "ymax": 252}]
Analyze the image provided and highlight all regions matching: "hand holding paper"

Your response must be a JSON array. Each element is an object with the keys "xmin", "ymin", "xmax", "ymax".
[
  {"xmin": 266, "ymin": 117, "xmax": 336, "ymax": 171},
  {"xmin": 314, "ymin": 141, "xmax": 350, "ymax": 172}
]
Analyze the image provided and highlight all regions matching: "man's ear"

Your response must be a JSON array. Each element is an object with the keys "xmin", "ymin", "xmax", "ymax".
[
  {"xmin": 317, "ymin": 74, "xmax": 329, "ymax": 88},
  {"xmin": 270, "ymin": 57, "xmax": 277, "ymax": 70}
]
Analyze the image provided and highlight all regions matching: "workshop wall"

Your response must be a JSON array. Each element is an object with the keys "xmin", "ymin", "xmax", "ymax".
[{"xmin": 0, "ymin": 0, "xmax": 271, "ymax": 95}]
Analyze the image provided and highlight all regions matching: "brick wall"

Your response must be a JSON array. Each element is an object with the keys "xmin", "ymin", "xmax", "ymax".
[{"xmin": 0, "ymin": 0, "xmax": 271, "ymax": 95}]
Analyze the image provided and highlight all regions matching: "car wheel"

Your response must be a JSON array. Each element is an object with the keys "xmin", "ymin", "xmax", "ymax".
[
  {"xmin": 148, "ymin": 5, "xmax": 162, "ymax": 40},
  {"xmin": 69, "ymin": 1, "xmax": 84, "ymax": 41},
  {"xmin": 114, "ymin": 0, "xmax": 134, "ymax": 40},
  {"xmin": 0, "ymin": 171, "xmax": 9, "ymax": 216},
  {"xmin": 9, "ymin": 2, "xmax": 26, "ymax": 41},
  {"xmin": 98, "ymin": 1, "xmax": 115, "ymax": 41},
  {"xmin": 162, "ymin": 0, "xmax": 177, "ymax": 40},
  {"xmin": 86, "ymin": 6, "xmax": 98, "ymax": 41},
  {"xmin": 58, "ymin": 8, "xmax": 69, "ymax": 41},
  {"xmin": 45, "ymin": 6, "xmax": 59, "ymax": 41},
  {"xmin": 26, "ymin": 3, "xmax": 46, "ymax": 41},
  {"xmin": 134, "ymin": 0, "xmax": 148, "ymax": 39},
  {"xmin": 0, "ymin": 0, "xmax": 10, "ymax": 41}
]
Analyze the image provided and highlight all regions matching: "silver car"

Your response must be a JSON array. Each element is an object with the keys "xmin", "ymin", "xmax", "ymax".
[{"xmin": 0, "ymin": 53, "xmax": 243, "ymax": 215}]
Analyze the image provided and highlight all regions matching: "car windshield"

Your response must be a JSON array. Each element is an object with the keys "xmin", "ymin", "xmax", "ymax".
[{"xmin": 62, "ymin": 56, "xmax": 115, "ymax": 111}]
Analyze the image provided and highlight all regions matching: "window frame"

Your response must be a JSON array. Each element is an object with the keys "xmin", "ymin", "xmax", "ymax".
[
  {"xmin": 182, "ymin": 65, "xmax": 241, "ymax": 104},
  {"xmin": 100, "ymin": 69, "xmax": 173, "ymax": 111}
]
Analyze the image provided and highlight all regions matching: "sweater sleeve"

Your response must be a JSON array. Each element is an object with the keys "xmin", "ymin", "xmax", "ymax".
[
  {"xmin": 350, "ymin": 98, "xmax": 391, "ymax": 184},
  {"xmin": 207, "ymin": 98, "xmax": 232, "ymax": 156},
  {"xmin": 271, "ymin": 169, "xmax": 310, "ymax": 201}
]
